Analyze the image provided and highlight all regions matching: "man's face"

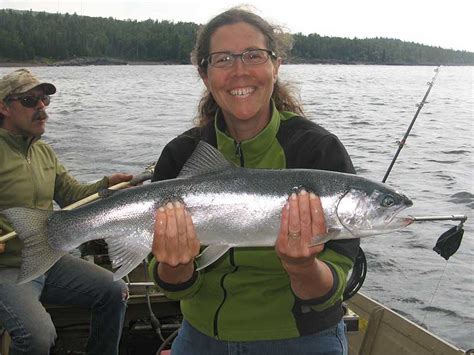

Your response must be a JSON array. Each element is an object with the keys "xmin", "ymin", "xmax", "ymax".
[{"xmin": 0, "ymin": 88, "xmax": 50, "ymax": 137}]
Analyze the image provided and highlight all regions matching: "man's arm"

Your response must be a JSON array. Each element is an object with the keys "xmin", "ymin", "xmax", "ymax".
[{"xmin": 53, "ymin": 162, "xmax": 132, "ymax": 208}]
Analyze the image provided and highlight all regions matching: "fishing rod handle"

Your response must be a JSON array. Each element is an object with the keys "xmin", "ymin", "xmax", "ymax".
[{"xmin": 0, "ymin": 231, "xmax": 16, "ymax": 243}]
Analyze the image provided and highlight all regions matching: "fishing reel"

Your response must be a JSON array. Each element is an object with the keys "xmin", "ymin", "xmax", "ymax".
[
  {"xmin": 342, "ymin": 215, "xmax": 466, "ymax": 301},
  {"xmin": 432, "ymin": 218, "xmax": 466, "ymax": 260},
  {"xmin": 409, "ymin": 215, "xmax": 467, "ymax": 260}
]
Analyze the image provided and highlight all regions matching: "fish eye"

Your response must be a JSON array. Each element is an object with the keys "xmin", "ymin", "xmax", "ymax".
[{"xmin": 382, "ymin": 195, "xmax": 396, "ymax": 207}]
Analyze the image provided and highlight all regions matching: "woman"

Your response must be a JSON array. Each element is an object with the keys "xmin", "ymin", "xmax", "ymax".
[{"xmin": 148, "ymin": 7, "xmax": 359, "ymax": 355}]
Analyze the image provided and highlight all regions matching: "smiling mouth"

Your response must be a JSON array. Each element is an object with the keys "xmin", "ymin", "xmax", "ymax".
[{"xmin": 229, "ymin": 87, "xmax": 255, "ymax": 98}]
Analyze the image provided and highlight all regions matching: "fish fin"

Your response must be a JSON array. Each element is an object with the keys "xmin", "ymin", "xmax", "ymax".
[
  {"xmin": 309, "ymin": 228, "xmax": 342, "ymax": 246},
  {"xmin": 195, "ymin": 245, "xmax": 231, "ymax": 271},
  {"xmin": 105, "ymin": 234, "xmax": 152, "ymax": 281},
  {"xmin": 1, "ymin": 207, "xmax": 67, "ymax": 284},
  {"xmin": 178, "ymin": 141, "xmax": 235, "ymax": 178}
]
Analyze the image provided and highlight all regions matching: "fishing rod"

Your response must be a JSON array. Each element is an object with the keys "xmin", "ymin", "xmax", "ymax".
[
  {"xmin": 0, "ymin": 163, "xmax": 155, "ymax": 244},
  {"xmin": 382, "ymin": 66, "xmax": 440, "ymax": 183},
  {"xmin": 343, "ymin": 67, "xmax": 469, "ymax": 303},
  {"xmin": 380, "ymin": 66, "xmax": 467, "ymax": 259}
]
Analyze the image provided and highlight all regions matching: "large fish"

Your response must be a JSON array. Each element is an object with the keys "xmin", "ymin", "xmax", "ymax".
[{"xmin": 2, "ymin": 141, "xmax": 413, "ymax": 284}]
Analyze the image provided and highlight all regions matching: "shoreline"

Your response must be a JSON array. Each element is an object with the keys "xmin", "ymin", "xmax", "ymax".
[
  {"xmin": 0, "ymin": 61, "xmax": 191, "ymax": 67},
  {"xmin": 1, "ymin": 58, "xmax": 472, "ymax": 67}
]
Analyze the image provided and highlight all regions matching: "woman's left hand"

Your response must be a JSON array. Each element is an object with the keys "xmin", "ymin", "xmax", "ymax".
[
  {"xmin": 275, "ymin": 189, "xmax": 326, "ymax": 272},
  {"xmin": 275, "ymin": 190, "xmax": 334, "ymax": 299}
]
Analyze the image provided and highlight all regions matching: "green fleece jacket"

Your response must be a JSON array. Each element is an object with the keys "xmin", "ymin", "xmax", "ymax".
[
  {"xmin": 0, "ymin": 128, "xmax": 108, "ymax": 267},
  {"xmin": 149, "ymin": 105, "xmax": 359, "ymax": 341}
]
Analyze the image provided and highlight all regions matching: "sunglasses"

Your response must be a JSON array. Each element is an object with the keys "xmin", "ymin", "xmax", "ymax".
[{"xmin": 7, "ymin": 94, "xmax": 51, "ymax": 108}]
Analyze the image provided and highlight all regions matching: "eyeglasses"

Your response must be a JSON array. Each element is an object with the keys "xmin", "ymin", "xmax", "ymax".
[
  {"xmin": 201, "ymin": 49, "xmax": 276, "ymax": 68},
  {"xmin": 6, "ymin": 94, "xmax": 51, "ymax": 108}
]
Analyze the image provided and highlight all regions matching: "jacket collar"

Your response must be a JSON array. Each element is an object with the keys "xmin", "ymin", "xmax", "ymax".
[
  {"xmin": 0, "ymin": 128, "xmax": 39, "ymax": 156},
  {"xmin": 214, "ymin": 101, "xmax": 285, "ymax": 166},
  {"xmin": 214, "ymin": 100, "xmax": 297, "ymax": 167}
]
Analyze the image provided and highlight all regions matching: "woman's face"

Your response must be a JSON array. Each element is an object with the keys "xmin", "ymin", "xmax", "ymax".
[{"xmin": 201, "ymin": 22, "xmax": 280, "ymax": 133}]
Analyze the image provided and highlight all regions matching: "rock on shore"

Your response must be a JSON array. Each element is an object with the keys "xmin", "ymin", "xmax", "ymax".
[{"xmin": 50, "ymin": 57, "xmax": 128, "ymax": 66}]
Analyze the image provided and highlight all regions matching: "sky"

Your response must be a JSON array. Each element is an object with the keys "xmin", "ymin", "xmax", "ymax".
[{"xmin": 1, "ymin": 0, "xmax": 473, "ymax": 52}]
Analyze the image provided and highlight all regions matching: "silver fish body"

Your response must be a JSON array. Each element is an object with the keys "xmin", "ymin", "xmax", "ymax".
[{"xmin": 2, "ymin": 141, "xmax": 413, "ymax": 283}]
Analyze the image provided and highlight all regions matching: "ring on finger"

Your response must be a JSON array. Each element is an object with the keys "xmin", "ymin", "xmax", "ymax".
[{"xmin": 288, "ymin": 232, "xmax": 301, "ymax": 240}]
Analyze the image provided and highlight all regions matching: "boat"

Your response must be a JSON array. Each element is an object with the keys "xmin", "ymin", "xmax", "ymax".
[
  {"xmin": 0, "ymin": 173, "xmax": 470, "ymax": 354},
  {"xmin": 346, "ymin": 292, "xmax": 468, "ymax": 355},
  {"xmin": 1, "ymin": 248, "xmax": 470, "ymax": 355}
]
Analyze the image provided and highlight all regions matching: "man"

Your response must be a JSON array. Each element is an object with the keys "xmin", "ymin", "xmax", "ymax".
[{"xmin": 0, "ymin": 69, "xmax": 131, "ymax": 354}]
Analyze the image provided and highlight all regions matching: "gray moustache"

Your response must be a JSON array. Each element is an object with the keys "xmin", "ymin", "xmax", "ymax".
[{"xmin": 33, "ymin": 111, "xmax": 48, "ymax": 121}]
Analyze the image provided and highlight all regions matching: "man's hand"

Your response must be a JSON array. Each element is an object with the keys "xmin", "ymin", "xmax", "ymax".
[{"xmin": 107, "ymin": 173, "xmax": 133, "ymax": 187}]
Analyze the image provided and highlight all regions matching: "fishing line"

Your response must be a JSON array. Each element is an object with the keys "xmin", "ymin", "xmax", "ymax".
[
  {"xmin": 417, "ymin": 218, "xmax": 466, "ymax": 330},
  {"xmin": 420, "ymin": 258, "xmax": 449, "ymax": 327}
]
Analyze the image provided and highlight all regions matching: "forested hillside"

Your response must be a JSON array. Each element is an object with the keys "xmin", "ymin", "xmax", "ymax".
[{"xmin": 1, "ymin": 9, "xmax": 473, "ymax": 65}]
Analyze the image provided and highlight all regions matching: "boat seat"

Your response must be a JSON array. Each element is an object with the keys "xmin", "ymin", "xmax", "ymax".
[{"xmin": 343, "ymin": 304, "xmax": 360, "ymax": 332}]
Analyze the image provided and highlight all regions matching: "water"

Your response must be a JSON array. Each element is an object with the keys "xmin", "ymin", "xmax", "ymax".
[{"xmin": 1, "ymin": 64, "xmax": 473, "ymax": 349}]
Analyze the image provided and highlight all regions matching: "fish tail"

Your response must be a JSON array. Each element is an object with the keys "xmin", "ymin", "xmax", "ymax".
[{"xmin": 1, "ymin": 207, "xmax": 67, "ymax": 284}]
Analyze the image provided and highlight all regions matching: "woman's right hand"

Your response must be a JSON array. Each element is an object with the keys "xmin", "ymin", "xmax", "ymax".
[{"xmin": 152, "ymin": 201, "xmax": 201, "ymax": 284}]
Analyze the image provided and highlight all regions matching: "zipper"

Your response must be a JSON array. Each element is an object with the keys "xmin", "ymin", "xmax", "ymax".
[
  {"xmin": 25, "ymin": 139, "xmax": 38, "ymax": 206},
  {"xmin": 213, "ymin": 248, "xmax": 238, "ymax": 339},
  {"xmin": 234, "ymin": 142, "xmax": 244, "ymax": 167},
  {"xmin": 212, "ymin": 143, "xmax": 242, "ymax": 338}
]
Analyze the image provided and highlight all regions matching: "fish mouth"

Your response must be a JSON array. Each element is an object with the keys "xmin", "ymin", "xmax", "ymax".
[
  {"xmin": 390, "ymin": 216, "xmax": 415, "ymax": 228},
  {"xmin": 365, "ymin": 208, "xmax": 412, "ymax": 235},
  {"xmin": 383, "ymin": 200, "xmax": 411, "ymax": 224}
]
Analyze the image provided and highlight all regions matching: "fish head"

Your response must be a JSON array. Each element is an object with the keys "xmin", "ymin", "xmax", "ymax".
[{"xmin": 336, "ymin": 185, "xmax": 413, "ymax": 237}]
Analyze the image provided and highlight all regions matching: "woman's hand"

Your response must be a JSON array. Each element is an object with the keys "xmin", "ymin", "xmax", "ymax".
[
  {"xmin": 152, "ymin": 201, "xmax": 201, "ymax": 284},
  {"xmin": 275, "ymin": 190, "xmax": 333, "ymax": 299},
  {"xmin": 275, "ymin": 190, "xmax": 325, "ymax": 267}
]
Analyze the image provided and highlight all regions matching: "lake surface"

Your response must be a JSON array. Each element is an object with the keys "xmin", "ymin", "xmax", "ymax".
[{"xmin": 1, "ymin": 64, "xmax": 472, "ymax": 349}]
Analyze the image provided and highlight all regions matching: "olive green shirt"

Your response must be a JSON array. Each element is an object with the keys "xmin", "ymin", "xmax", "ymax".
[{"xmin": 0, "ymin": 128, "xmax": 108, "ymax": 267}]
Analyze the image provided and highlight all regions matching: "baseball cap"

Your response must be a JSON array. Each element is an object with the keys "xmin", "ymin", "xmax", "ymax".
[{"xmin": 0, "ymin": 69, "xmax": 56, "ymax": 101}]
